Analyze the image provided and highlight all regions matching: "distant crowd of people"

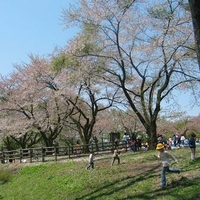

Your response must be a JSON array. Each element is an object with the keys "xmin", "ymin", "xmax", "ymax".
[
  {"xmin": 114, "ymin": 132, "xmax": 147, "ymax": 152},
  {"xmin": 157, "ymin": 132, "xmax": 199, "ymax": 151}
]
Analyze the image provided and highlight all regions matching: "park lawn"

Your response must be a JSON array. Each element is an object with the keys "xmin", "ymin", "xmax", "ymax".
[{"xmin": 0, "ymin": 147, "xmax": 200, "ymax": 200}]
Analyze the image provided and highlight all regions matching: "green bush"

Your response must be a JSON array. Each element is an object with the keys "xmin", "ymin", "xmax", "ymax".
[{"xmin": 0, "ymin": 170, "xmax": 12, "ymax": 184}]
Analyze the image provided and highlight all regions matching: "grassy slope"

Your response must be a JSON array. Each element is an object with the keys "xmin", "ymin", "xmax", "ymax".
[{"xmin": 0, "ymin": 147, "xmax": 200, "ymax": 200}]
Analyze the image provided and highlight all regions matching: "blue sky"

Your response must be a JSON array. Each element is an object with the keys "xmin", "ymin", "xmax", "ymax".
[
  {"xmin": 0, "ymin": 1, "xmax": 199, "ymax": 117},
  {"xmin": 0, "ymin": 0, "xmax": 76, "ymax": 75}
]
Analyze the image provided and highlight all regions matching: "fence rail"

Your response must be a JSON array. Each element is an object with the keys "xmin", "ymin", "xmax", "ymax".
[{"xmin": 0, "ymin": 142, "xmax": 126, "ymax": 164}]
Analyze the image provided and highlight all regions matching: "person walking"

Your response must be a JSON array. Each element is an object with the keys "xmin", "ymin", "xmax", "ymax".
[
  {"xmin": 189, "ymin": 133, "xmax": 196, "ymax": 161},
  {"xmin": 86, "ymin": 152, "xmax": 94, "ymax": 169},
  {"xmin": 111, "ymin": 149, "xmax": 120, "ymax": 166},
  {"xmin": 156, "ymin": 143, "xmax": 181, "ymax": 188}
]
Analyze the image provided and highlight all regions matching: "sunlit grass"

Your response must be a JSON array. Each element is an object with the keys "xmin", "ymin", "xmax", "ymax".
[{"xmin": 0, "ymin": 148, "xmax": 200, "ymax": 200}]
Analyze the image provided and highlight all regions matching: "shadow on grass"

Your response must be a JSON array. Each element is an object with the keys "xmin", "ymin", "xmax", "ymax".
[
  {"xmin": 125, "ymin": 176, "xmax": 200, "ymax": 200},
  {"xmin": 75, "ymin": 160, "xmax": 200, "ymax": 200},
  {"xmin": 75, "ymin": 163, "xmax": 161, "ymax": 200},
  {"xmin": 180, "ymin": 157, "xmax": 200, "ymax": 173},
  {"xmin": 194, "ymin": 156, "xmax": 200, "ymax": 160}
]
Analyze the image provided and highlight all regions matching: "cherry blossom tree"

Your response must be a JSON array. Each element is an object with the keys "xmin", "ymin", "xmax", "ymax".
[
  {"xmin": 62, "ymin": 0, "xmax": 200, "ymax": 149},
  {"xmin": 0, "ymin": 71, "xmax": 39, "ymax": 149},
  {"xmin": 0, "ymin": 55, "xmax": 74, "ymax": 148},
  {"xmin": 51, "ymin": 53, "xmax": 118, "ymax": 151}
]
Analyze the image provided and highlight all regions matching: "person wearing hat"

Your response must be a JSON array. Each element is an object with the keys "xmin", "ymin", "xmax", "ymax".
[
  {"xmin": 189, "ymin": 133, "xmax": 196, "ymax": 161},
  {"xmin": 156, "ymin": 143, "xmax": 181, "ymax": 188}
]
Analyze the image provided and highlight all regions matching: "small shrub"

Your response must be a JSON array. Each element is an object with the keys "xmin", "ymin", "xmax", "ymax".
[{"xmin": 0, "ymin": 170, "xmax": 12, "ymax": 184}]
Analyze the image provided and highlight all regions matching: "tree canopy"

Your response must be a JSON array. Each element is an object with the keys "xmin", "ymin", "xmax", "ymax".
[
  {"xmin": 0, "ymin": 0, "xmax": 200, "ymax": 150},
  {"xmin": 61, "ymin": 0, "xmax": 199, "ymax": 148}
]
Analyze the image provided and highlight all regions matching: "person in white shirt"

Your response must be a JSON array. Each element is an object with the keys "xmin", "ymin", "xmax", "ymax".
[
  {"xmin": 86, "ymin": 152, "xmax": 94, "ymax": 169},
  {"xmin": 180, "ymin": 134, "xmax": 186, "ymax": 145},
  {"xmin": 122, "ymin": 133, "xmax": 130, "ymax": 151},
  {"xmin": 156, "ymin": 143, "xmax": 181, "ymax": 188}
]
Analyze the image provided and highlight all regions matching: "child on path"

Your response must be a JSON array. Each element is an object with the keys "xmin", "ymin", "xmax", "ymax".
[
  {"xmin": 111, "ymin": 149, "xmax": 120, "ymax": 166},
  {"xmin": 156, "ymin": 143, "xmax": 180, "ymax": 188},
  {"xmin": 86, "ymin": 152, "xmax": 94, "ymax": 170}
]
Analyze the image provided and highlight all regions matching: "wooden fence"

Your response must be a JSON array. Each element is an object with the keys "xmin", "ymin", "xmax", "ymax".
[{"xmin": 0, "ymin": 142, "xmax": 126, "ymax": 164}]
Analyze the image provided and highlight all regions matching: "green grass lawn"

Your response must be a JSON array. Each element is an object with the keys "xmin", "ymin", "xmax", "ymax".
[{"xmin": 0, "ymin": 147, "xmax": 200, "ymax": 200}]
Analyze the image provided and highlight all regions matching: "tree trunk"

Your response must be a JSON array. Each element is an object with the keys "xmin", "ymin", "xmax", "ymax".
[
  {"xmin": 146, "ymin": 122, "xmax": 158, "ymax": 150},
  {"xmin": 189, "ymin": 0, "xmax": 200, "ymax": 68}
]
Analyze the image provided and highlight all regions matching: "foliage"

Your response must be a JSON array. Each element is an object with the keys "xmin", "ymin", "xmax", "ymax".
[
  {"xmin": 0, "ymin": 170, "xmax": 12, "ymax": 185},
  {"xmin": 51, "ymin": 53, "xmax": 79, "ymax": 73},
  {"xmin": 0, "ymin": 148, "xmax": 200, "ymax": 199},
  {"xmin": 148, "ymin": 5, "xmax": 172, "ymax": 20}
]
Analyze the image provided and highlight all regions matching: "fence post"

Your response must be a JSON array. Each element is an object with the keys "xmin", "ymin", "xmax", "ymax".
[
  {"xmin": 42, "ymin": 147, "xmax": 45, "ymax": 162},
  {"xmin": 1, "ymin": 151, "xmax": 5, "ymax": 164},
  {"xmin": 19, "ymin": 149, "xmax": 22, "ymax": 163},
  {"xmin": 54, "ymin": 147, "xmax": 57, "ymax": 161},
  {"xmin": 68, "ymin": 146, "xmax": 70, "ymax": 159},
  {"xmin": 30, "ymin": 148, "xmax": 33, "ymax": 163}
]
